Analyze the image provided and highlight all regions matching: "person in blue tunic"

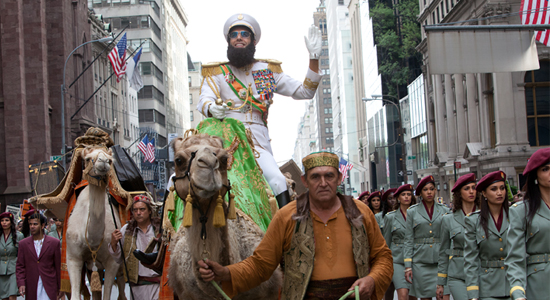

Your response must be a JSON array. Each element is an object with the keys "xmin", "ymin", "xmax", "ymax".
[{"xmin": 506, "ymin": 147, "xmax": 550, "ymax": 300}]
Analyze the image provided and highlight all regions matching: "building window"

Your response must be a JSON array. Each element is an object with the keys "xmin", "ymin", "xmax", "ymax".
[
  {"xmin": 325, "ymin": 127, "xmax": 333, "ymax": 133},
  {"xmin": 190, "ymin": 111, "xmax": 194, "ymax": 122},
  {"xmin": 322, "ymin": 78, "xmax": 331, "ymax": 85},
  {"xmin": 321, "ymin": 59, "xmax": 329, "ymax": 66},
  {"xmin": 326, "ymin": 137, "xmax": 334, "ymax": 144},
  {"xmin": 140, "ymin": 62, "xmax": 163, "ymax": 83},
  {"xmin": 322, "ymin": 40, "xmax": 328, "ymax": 46},
  {"xmin": 139, "ymin": 109, "xmax": 166, "ymax": 127},
  {"xmin": 324, "ymin": 108, "xmax": 332, "ymax": 114},
  {"xmin": 525, "ymin": 60, "xmax": 550, "ymax": 146},
  {"xmin": 138, "ymin": 85, "xmax": 164, "ymax": 104},
  {"xmin": 189, "ymin": 93, "xmax": 193, "ymax": 104},
  {"xmin": 323, "ymin": 98, "xmax": 332, "ymax": 104},
  {"xmin": 324, "ymin": 117, "xmax": 333, "ymax": 124},
  {"xmin": 323, "ymin": 88, "xmax": 331, "ymax": 94}
]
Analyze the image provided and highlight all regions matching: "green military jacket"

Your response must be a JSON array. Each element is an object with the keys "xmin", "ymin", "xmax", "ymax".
[
  {"xmin": 404, "ymin": 201, "xmax": 449, "ymax": 268},
  {"xmin": 383, "ymin": 210, "xmax": 407, "ymax": 264},
  {"xmin": 506, "ymin": 200, "xmax": 550, "ymax": 300},
  {"xmin": 0, "ymin": 232, "xmax": 23, "ymax": 275},
  {"xmin": 375, "ymin": 211, "xmax": 384, "ymax": 231},
  {"xmin": 437, "ymin": 211, "xmax": 468, "ymax": 285},
  {"xmin": 464, "ymin": 210, "xmax": 510, "ymax": 299}
]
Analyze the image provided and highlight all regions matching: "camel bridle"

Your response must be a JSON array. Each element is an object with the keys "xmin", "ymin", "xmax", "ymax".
[{"xmin": 171, "ymin": 150, "xmax": 233, "ymax": 240}]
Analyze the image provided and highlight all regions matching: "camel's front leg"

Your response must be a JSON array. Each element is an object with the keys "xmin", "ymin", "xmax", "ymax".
[
  {"xmin": 67, "ymin": 258, "xmax": 83, "ymax": 300},
  {"xmin": 102, "ymin": 260, "xmax": 120, "ymax": 300}
]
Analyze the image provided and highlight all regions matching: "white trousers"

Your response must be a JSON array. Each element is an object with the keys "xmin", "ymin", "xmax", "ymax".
[{"xmin": 247, "ymin": 123, "xmax": 287, "ymax": 196}]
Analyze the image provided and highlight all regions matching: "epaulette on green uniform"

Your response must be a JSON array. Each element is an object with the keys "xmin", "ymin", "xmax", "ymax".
[
  {"xmin": 386, "ymin": 210, "xmax": 397, "ymax": 216},
  {"xmin": 466, "ymin": 210, "xmax": 480, "ymax": 217},
  {"xmin": 408, "ymin": 203, "xmax": 420, "ymax": 210},
  {"xmin": 201, "ymin": 59, "xmax": 283, "ymax": 77}
]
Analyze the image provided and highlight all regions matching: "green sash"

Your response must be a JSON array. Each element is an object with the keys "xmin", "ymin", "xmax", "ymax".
[{"xmin": 167, "ymin": 118, "xmax": 274, "ymax": 232}]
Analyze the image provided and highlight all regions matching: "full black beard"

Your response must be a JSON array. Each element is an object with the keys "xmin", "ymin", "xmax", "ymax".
[{"xmin": 227, "ymin": 42, "xmax": 256, "ymax": 69}]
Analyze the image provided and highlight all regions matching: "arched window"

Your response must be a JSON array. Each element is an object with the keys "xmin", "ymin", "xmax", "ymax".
[{"xmin": 525, "ymin": 60, "xmax": 550, "ymax": 146}]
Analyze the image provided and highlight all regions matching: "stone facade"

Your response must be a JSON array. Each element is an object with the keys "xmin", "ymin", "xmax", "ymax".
[{"xmin": 0, "ymin": 0, "xmax": 96, "ymax": 207}]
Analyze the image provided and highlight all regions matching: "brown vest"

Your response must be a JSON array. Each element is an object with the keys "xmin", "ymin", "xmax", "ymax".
[
  {"xmin": 121, "ymin": 224, "xmax": 158, "ymax": 284},
  {"xmin": 281, "ymin": 193, "xmax": 371, "ymax": 300}
]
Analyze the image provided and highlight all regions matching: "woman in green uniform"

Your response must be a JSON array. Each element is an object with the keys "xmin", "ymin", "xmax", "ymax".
[
  {"xmin": 359, "ymin": 190, "xmax": 370, "ymax": 204},
  {"xmin": 437, "ymin": 173, "xmax": 479, "ymax": 300},
  {"xmin": 383, "ymin": 184, "xmax": 416, "ymax": 300},
  {"xmin": 379, "ymin": 188, "xmax": 397, "ymax": 300},
  {"xmin": 506, "ymin": 147, "xmax": 550, "ymax": 300},
  {"xmin": 404, "ymin": 175, "xmax": 449, "ymax": 299},
  {"xmin": 0, "ymin": 212, "xmax": 23, "ymax": 300},
  {"xmin": 464, "ymin": 170, "xmax": 511, "ymax": 300},
  {"xmin": 367, "ymin": 191, "xmax": 382, "ymax": 223}
]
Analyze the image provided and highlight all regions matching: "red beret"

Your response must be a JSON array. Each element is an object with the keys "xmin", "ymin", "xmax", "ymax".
[
  {"xmin": 523, "ymin": 148, "xmax": 550, "ymax": 175},
  {"xmin": 367, "ymin": 191, "xmax": 382, "ymax": 202},
  {"xmin": 416, "ymin": 175, "xmax": 435, "ymax": 195},
  {"xmin": 395, "ymin": 184, "xmax": 414, "ymax": 197},
  {"xmin": 24, "ymin": 209, "xmax": 37, "ymax": 218},
  {"xmin": 476, "ymin": 170, "xmax": 506, "ymax": 192},
  {"xmin": 0, "ymin": 212, "xmax": 14, "ymax": 220},
  {"xmin": 382, "ymin": 188, "xmax": 397, "ymax": 202},
  {"xmin": 452, "ymin": 173, "xmax": 477, "ymax": 193},
  {"xmin": 358, "ymin": 191, "xmax": 370, "ymax": 200}
]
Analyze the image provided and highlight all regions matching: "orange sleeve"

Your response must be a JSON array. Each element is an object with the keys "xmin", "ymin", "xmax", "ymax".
[
  {"xmin": 356, "ymin": 200, "xmax": 394, "ymax": 300},
  {"xmin": 224, "ymin": 204, "xmax": 295, "ymax": 297}
]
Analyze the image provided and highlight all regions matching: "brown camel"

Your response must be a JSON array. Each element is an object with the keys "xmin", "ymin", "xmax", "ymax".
[{"xmin": 168, "ymin": 133, "xmax": 282, "ymax": 299}]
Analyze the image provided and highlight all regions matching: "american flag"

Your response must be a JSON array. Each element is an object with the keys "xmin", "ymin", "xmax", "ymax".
[
  {"xmin": 146, "ymin": 138, "xmax": 156, "ymax": 163},
  {"xmin": 339, "ymin": 158, "xmax": 353, "ymax": 184},
  {"xmin": 138, "ymin": 134, "xmax": 148, "ymax": 161},
  {"xmin": 521, "ymin": 0, "xmax": 550, "ymax": 46},
  {"xmin": 108, "ymin": 33, "xmax": 127, "ymax": 81}
]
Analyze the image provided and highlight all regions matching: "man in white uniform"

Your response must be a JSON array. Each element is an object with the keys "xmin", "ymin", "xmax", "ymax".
[{"xmin": 197, "ymin": 13, "xmax": 323, "ymax": 207}]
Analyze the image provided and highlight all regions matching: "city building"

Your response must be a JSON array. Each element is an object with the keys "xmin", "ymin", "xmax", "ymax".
[
  {"xmin": 90, "ymin": 0, "xmax": 191, "ymax": 148},
  {"xmin": 188, "ymin": 58, "xmax": 204, "ymax": 130},
  {"xmin": 349, "ymin": 0, "xmax": 385, "ymax": 192},
  {"xmin": 326, "ymin": 0, "xmax": 361, "ymax": 197},
  {"xmin": 313, "ymin": 1, "xmax": 335, "ymax": 153},
  {"xmin": 415, "ymin": 0, "xmax": 548, "ymax": 202},
  {"xmin": 293, "ymin": 101, "xmax": 318, "ymax": 170},
  {"xmin": 0, "ymin": 0, "xmax": 100, "ymax": 207}
]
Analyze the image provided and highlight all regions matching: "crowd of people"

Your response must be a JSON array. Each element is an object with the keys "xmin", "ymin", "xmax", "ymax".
[{"xmin": 353, "ymin": 147, "xmax": 550, "ymax": 300}]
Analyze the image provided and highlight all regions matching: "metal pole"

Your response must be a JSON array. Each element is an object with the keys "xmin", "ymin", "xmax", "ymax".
[{"xmin": 61, "ymin": 37, "xmax": 113, "ymax": 169}]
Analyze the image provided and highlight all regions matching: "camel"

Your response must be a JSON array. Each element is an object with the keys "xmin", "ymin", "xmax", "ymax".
[
  {"xmin": 65, "ymin": 147, "xmax": 126, "ymax": 300},
  {"xmin": 168, "ymin": 133, "xmax": 283, "ymax": 300}
]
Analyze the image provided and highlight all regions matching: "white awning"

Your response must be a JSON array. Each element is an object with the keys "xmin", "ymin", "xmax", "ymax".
[{"xmin": 428, "ymin": 29, "xmax": 540, "ymax": 74}]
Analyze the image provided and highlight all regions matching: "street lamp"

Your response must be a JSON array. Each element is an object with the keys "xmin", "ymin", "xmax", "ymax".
[
  {"xmin": 362, "ymin": 94, "xmax": 407, "ymax": 183},
  {"xmin": 61, "ymin": 36, "xmax": 113, "ymax": 168}
]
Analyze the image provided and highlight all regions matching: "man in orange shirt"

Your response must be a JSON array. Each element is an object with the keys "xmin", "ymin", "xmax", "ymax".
[{"xmin": 199, "ymin": 151, "xmax": 393, "ymax": 299}]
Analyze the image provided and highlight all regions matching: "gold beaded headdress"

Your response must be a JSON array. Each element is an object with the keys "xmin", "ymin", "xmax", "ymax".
[{"xmin": 302, "ymin": 152, "xmax": 340, "ymax": 172}]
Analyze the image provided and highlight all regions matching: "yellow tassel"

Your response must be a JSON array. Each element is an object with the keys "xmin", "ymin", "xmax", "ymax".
[
  {"xmin": 182, "ymin": 193, "xmax": 194, "ymax": 227},
  {"xmin": 60, "ymin": 278, "xmax": 71, "ymax": 293},
  {"xmin": 90, "ymin": 270, "xmax": 102, "ymax": 292},
  {"xmin": 269, "ymin": 195, "xmax": 279, "ymax": 216},
  {"xmin": 165, "ymin": 189, "xmax": 175, "ymax": 212},
  {"xmin": 212, "ymin": 194, "xmax": 226, "ymax": 228},
  {"xmin": 227, "ymin": 194, "xmax": 236, "ymax": 220}
]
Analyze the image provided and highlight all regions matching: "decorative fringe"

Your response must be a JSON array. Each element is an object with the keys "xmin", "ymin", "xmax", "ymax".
[
  {"xmin": 227, "ymin": 194, "xmax": 236, "ymax": 220},
  {"xmin": 201, "ymin": 65, "xmax": 223, "ymax": 77},
  {"xmin": 90, "ymin": 271, "xmax": 102, "ymax": 292},
  {"xmin": 165, "ymin": 188, "xmax": 175, "ymax": 212},
  {"xmin": 60, "ymin": 278, "xmax": 71, "ymax": 293},
  {"xmin": 267, "ymin": 62, "xmax": 283, "ymax": 74},
  {"xmin": 213, "ymin": 194, "xmax": 226, "ymax": 228},
  {"xmin": 269, "ymin": 195, "xmax": 279, "ymax": 216},
  {"xmin": 182, "ymin": 193, "xmax": 194, "ymax": 227}
]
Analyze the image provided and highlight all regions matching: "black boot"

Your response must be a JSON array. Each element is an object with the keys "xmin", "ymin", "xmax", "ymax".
[
  {"xmin": 275, "ymin": 190, "xmax": 291, "ymax": 208},
  {"xmin": 132, "ymin": 249, "xmax": 158, "ymax": 265}
]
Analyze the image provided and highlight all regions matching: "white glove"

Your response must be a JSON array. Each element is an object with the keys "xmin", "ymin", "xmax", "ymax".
[
  {"xmin": 304, "ymin": 25, "xmax": 322, "ymax": 60},
  {"xmin": 209, "ymin": 103, "xmax": 228, "ymax": 119}
]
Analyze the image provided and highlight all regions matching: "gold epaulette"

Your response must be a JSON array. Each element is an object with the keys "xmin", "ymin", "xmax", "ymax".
[
  {"xmin": 258, "ymin": 59, "xmax": 283, "ymax": 73},
  {"xmin": 201, "ymin": 61, "xmax": 228, "ymax": 77}
]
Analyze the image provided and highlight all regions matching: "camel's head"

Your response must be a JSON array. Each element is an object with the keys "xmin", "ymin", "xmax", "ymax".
[
  {"xmin": 172, "ymin": 134, "xmax": 229, "ymax": 201},
  {"xmin": 81, "ymin": 146, "xmax": 113, "ymax": 178}
]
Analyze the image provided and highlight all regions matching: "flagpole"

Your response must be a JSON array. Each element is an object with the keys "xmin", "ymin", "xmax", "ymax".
[
  {"xmin": 70, "ymin": 39, "xmax": 148, "ymax": 121},
  {"xmin": 68, "ymin": 26, "xmax": 129, "ymax": 89}
]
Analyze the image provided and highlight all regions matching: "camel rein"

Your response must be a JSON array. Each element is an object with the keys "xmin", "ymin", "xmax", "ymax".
[{"xmin": 84, "ymin": 210, "xmax": 105, "ymax": 273}]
